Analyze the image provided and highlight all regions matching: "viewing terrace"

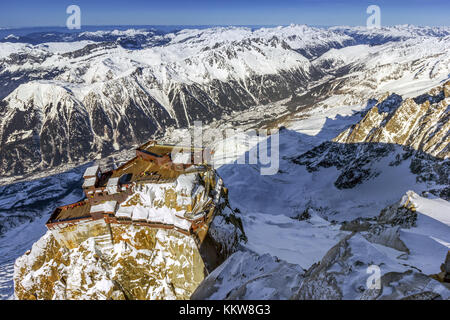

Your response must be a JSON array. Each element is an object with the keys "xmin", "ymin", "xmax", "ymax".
[
  {"xmin": 46, "ymin": 200, "xmax": 92, "ymax": 228},
  {"xmin": 45, "ymin": 140, "xmax": 216, "ymax": 237}
]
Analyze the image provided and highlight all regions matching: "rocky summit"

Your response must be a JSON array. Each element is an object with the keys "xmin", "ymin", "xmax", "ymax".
[{"xmin": 13, "ymin": 141, "xmax": 245, "ymax": 299}]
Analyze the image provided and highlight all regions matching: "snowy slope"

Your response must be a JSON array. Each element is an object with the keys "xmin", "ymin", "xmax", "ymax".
[
  {"xmin": 398, "ymin": 191, "xmax": 450, "ymax": 274},
  {"xmin": 192, "ymin": 82, "xmax": 449, "ymax": 298},
  {"xmin": 0, "ymin": 166, "xmax": 87, "ymax": 299},
  {"xmin": 330, "ymin": 25, "xmax": 450, "ymax": 44}
]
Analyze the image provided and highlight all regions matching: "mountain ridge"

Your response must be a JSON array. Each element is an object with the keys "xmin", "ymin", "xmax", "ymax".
[{"xmin": 1, "ymin": 25, "xmax": 449, "ymax": 177}]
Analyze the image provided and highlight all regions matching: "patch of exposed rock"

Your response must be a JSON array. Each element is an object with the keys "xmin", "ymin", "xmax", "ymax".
[
  {"xmin": 14, "ymin": 209, "xmax": 243, "ymax": 300},
  {"xmin": 377, "ymin": 191, "xmax": 418, "ymax": 228},
  {"xmin": 341, "ymin": 191, "xmax": 418, "ymax": 254},
  {"xmin": 291, "ymin": 82, "xmax": 449, "ymax": 194},
  {"xmin": 334, "ymin": 81, "xmax": 450, "ymax": 158},
  {"xmin": 14, "ymin": 194, "xmax": 245, "ymax": 300},
  {"xmin": 291, "ymin": 233, "xmax": 450, "ymax": 300}
]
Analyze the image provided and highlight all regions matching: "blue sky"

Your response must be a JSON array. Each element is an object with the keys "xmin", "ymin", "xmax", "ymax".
[{"xmin": 0, "ymin": 0, "xmax": 449, "ymax": 28}]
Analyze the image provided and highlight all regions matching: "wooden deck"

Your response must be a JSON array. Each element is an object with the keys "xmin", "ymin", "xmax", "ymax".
[
  {"xmin": 53, "ymin": 201, "xmax": 92, "ymax": 221},
  {"xmin": 141, "ymin": 144, "xmax": 174, "ymax": 156},
  {"xmin": 110, "ymin": 157, "xmax": 182, "ymax": 183},
  {"xmin": 140, "ymin": 142, "xmax": 206, "ymax": 157},
  {"xmin": 48, "ymin": 141, "xmax": 216, "ymax": 240}
]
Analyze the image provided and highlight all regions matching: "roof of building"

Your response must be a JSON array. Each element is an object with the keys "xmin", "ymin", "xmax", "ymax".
[
  {"xmin": 52, "ymin": 201, "xmax": 91, "ymax": 221},
  {"xmin": 110, "ymin": 157, "xmax": 181, "ymax": 182},
  {"xmin": 116, "ymin": 206, "xmax": 134, "ymax": 219},
  {"xmin": 47, "ymin": 141, "xmax": 215, "ymax": 234},
  {"xmin": 132, "ymin": 206, "xmax": 148, "ymax": 221},
  {"xmin": 90, "ymin": 201, "xmax": 117, "ymax": 214},
  {"xmin": 82, "ymin": 177, "xmax": 97, "ymax": 188},
  {"xmin": 139, "ymin": 142, "xmax": 205, "ymax": 157},
  {"xmin": 172, "ymin": 151, "xmax": 192, "ymax": 164},
  {"xmin": 83, "ymin": 165, "xmax": 100, "ymax": 178},
  {"xmin": 106, "ymin": 177, "xmax": 119, "ymax": 187}
]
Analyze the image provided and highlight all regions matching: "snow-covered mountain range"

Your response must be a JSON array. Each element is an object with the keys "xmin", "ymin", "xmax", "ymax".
[
  {"xmin": 1, "ymin": 24, "xmax": 449, "ymax": 178},
  {"xmin": 0, "ymin": 24, "xmax": 449, "ymax": 300}
]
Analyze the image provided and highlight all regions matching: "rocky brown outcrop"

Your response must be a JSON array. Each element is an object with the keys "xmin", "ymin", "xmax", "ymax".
[
  {"xmin": 13, "ymin": 170, "xmax": 245, "ymax": 300},
  {"xmin": 291, "ymin": 233, "xmax": 449, "ymax": 300},
  {"xmin": 14, "ymin": 210, "xmax": 244, "ymax": 300},
  {"xmin": 291, "ymin": 83, "xmax": 449, "ymax": 195},
  {"xmin": 334, "ymin": 81, "xmax": 450, "ymax": 159}
]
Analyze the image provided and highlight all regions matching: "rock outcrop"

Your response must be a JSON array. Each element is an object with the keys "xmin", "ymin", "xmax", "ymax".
[
  {"xmin": 14, "ymin": 204, "xmax": 244, "ymax": 300},
  {"xmin": 291, "ymin": 233, "xmax": 450, "ymax": 300},
  {"xmin": 334, "ymin": 81, "xmax": 450, "ymax": 159},
  {"xmin": 13, "ymin": 162, "xmax": 245, "ymax": 300},
  {"xmin": 291, "ymin": 82, "xmax": 449, "ymax": 198}
]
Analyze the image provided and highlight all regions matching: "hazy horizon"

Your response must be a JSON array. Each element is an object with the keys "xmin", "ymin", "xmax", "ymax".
[
  {"xmin": 1, "ymin": 0, "xmax": 449, "ymax": 28},
  {"xmin": 1, "ymin": 23, "xmax": 449, "ymax": 31}
]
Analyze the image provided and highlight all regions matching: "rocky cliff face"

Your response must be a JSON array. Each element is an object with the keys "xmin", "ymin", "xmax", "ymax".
[
  {"xmin": 13, "ymin": 169, "xmax": 245, "ymax": 300},
  {"xmin": 0, "ymin": 27, "xmax": 324, "ymax": 177},
  {"xmin": 292, "ymin": 82, "xmax": 449, "ymax": 198},
  {"xmin": 185, "ymin": 80, "xmax": 450, "ymax": 300},
  {"xmin": 15, "ymin": 225, "xmax": 219, "ymax": 300},
  {"xmin": 291, "ymin": 189, "xmax": 450, "ymax": 300},
  {"xmin": 4, "ymin": 26, "xmax": 450, "ymax": 300},
  {"xmin": 333, "ymin": 81, "xmax": 450, "ymax": 158},
  {"xmin": 189, "ymin": 190, "xmax": 450, "ymax": 300},
  {"xmin": 292, "ymin": 232, "xmax": 449, "ymax": 300},
  {"xmin": 14, "ymin": 210, "xmax": 244, "ymax": 300}
]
